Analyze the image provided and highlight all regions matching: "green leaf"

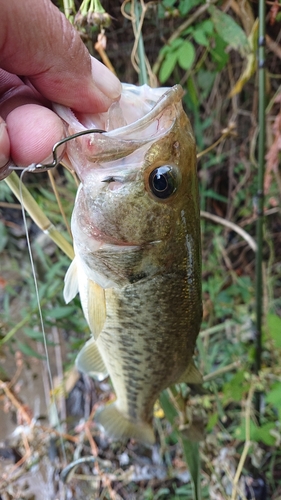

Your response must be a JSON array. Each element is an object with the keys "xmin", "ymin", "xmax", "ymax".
[
  {"xmin": 160, "ymin": 390, "xmax": 178, "ymax": 422},
  {"xmin": 177, "ymin": 41, "xmax": 196, "ymax": 70},
  {"xmin": 267, "ymin": 313, "xmax": 281, "ymax": 348},
  {"xmin": 235, "ymin": 421, "xmax": 276, "ymax": 446},
  {"xmin": 254, "ymin": 423, "xmax": 276, "ymax": 446},
  {"xmin": 170, "ymin": 37, "xmax": 185, "ymax": 50},
  {"xmin": 0, "ymin": 221, "xmax": 8, "ymax": 252},
  {"xmin": 161, "ymin": 388, "xmax": 203, "ymax": 500},
  {"xmin": 181, "ymin": 437, "xmax": 201, "ymax": 500},
  {"xmin": 163, "ymin": 0, "xmax": 176, "ymax": 8},
  {"xmin": 200, "ymin": 19, "xmax": 214, "ymax": 35},
  {"xmin": 23, "ymin": 328, "xmax": 44, "ymax": 341},
  {"xmin": 193, "ymin": 29, "xmax": 209, "ymax": 47},
  {"xmin": 266, "ymin": 382, "xmax": 281, "ymax": 408},
  {"xmin": 179, "ymin": 0, "xmax": 201, "ymax": 16},
  {"xmin": 159, "ymin": 38, "xmax": 185, "ymax": 57},
  {"xmin": 207, "ymin": 412, "xmax": 218, "ymax": 431},
  {"xmin": 209, "ymin": 6, "xmax": 250, "ymax": 56},
  {"xmin": 203, "ymin": 189, "xmax": 228, "ymax": 203},
  {"xmin": 46, "ymin": 305, "xmax": 76, "ymax": 320},
  {"xmin": 222, "ymin": 371, "xmax": 248, "ymax": 403},
  {"xmin": 210, "ymin": 35, "xmax": 229, "ymax": 70},
  {"xmin": 197, "ymin": 70, "xmax": 216, "ymax": 94},
  {"xmin": 159, "ymin": 51, "xmax": 178, "ymax": 82},
  {"xmin": 186, "ymin": 76, "xmax": 198, "ymax": 107},
  {"xmin": 17, "ymin": 341, "xmax": 45, "ymax": 359},
  {"xmin": 23, "ymin": 328, "xmax": 56, "ymax": 345}
]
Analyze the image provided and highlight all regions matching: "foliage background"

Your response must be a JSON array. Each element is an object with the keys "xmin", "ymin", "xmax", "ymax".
[{"xmin": 0, "ymin": 0, "xmax": 281, "ymax": 498}]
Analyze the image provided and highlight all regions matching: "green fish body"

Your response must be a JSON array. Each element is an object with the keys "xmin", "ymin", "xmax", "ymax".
[{"xmin": 58, "ymin": 84, "xmax": 202, "ymax": 445}]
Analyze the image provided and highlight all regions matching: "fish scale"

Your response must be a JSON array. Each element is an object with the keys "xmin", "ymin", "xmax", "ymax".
[{"xmin": 60, "ymin": 83, "xmax": 202, "ymax": 444}]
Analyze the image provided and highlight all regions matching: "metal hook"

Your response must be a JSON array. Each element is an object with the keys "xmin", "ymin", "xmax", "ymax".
[
  {"xmin": 61, "ymin": 456, "xmax": 98, "ymax": 483},
  {"xmin": 35, "ymin": 128, "xmax": 106, "ymax": 172},
  {"xmin": 32, "ymin": 128, "xmax": 106, "ymax": 172}
]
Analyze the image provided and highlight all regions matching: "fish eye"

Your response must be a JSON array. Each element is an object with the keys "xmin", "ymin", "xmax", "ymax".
[{"xmin": 148, "ymin": 165, "xmax": 178, "ymax": 199}]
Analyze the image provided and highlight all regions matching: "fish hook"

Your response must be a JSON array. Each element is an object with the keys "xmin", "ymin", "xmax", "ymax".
[
  {"xmin": 8, "ymin": 128, "xmax": 106, "ymax": 173},
  {"xmin": 31, "ymin": 128, "xmax": 106, "ymax": 172},
  {"xmin": 60, "ymin": 455, "xmax": 99, "ymax": 483}
]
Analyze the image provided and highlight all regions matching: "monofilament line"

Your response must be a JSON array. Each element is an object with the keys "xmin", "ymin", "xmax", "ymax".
[{"xmin": 19, "ymin": 168, "xmax": 67, "ymax": 464}]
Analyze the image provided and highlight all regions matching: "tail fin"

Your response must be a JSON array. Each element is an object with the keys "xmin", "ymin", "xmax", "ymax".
[{"xmin": 95, "ymin": 403, "xmax": 155, "ymax": 446}]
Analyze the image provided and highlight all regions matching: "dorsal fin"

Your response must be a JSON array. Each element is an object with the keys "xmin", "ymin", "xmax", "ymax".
[{"xmin": 177, "ymin": 361, "xmax": 203, "ymax": 384}]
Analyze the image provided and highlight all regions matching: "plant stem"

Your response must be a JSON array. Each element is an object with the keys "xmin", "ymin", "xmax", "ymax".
[
  {"xmin": 4, "ymin": 172, "xmax": 74, "ymax": 260},
  {"xmin": 255, "ymin": 0, "xmax": 266, "ymax": 413},
  {"xmin": 62, "ymin": 0, "xmax": 76, "ymax": 23},
  {"xmin": 134, "ymin": 0, "xmax": 148, "ymax": 85}
]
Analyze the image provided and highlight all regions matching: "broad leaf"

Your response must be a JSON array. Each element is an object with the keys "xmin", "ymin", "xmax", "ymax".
[
  {"xmin": 177, "ymin": 41, "xmax": 196, "ymax": 70},
  {"xmin": 209, "ymin": 6, "xmax": 250, "ymax": 56},
  {"xmin": 267, "ymin": 313, "xmax": 281, "ymax": 348},
  {"xmin": 159, "ymin": 51, "xmax": 178, "ymax": 82}
]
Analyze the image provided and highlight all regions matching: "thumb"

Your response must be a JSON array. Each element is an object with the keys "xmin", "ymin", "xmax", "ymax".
[{"xmin": 0, "ymin": 0, "xmax": 121, "ymax": 113}]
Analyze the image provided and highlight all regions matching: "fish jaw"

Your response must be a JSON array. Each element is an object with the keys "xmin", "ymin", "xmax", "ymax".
[{"xmin": 54, "ymin": 84, "xmax": 184, "ymax": 182}]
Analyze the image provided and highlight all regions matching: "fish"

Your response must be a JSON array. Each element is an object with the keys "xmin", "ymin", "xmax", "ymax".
[{"xmin": 54, "ymin": 83, "xmax": 202, "ymax": 445}]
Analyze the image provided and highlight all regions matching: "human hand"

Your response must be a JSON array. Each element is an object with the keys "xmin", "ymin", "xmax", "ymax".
[{"xmin": 0, "ymin": 0, "xmax": 121, "ymax": 180}]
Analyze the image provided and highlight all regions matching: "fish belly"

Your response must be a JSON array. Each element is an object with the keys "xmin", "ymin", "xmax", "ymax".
[{"xmin": 95, "ymin": 273, "xmax": 201, "ymax": 444}]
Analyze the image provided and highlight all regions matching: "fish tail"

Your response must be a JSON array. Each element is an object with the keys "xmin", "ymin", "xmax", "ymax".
[{"xmin": 95, "ymin": 403, "xmax": 155, "ymax": 446}]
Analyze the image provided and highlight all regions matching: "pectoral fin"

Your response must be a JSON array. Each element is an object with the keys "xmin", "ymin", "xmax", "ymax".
[
  {"xmin": 76, "ymin": 337, "xmax": 108, "ymax": 381},
  {"xmin": 63, "ymin": 258, "xmax": 79, "ymax": 303},
  {"xmin": 87, "ymin": 280, "xmax": 106, "ymax": 340},
  {"xmin": 177, "ymin": 361, "xmax": 203, "ymax": 384}
]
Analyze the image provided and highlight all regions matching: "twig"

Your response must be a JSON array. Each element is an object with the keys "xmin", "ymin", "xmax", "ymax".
[
  {"xmin": 48, "ymin": 170, "xmax": 72, "ymax": 239},
  {"xmin": 200, "ymin": 320, "xmax": 236, "ymax": 338},
  {"xmin": 0, "ymin": 380, "xmax": 32, "ymax": 425},
  {"xmin": 266, "ymin": 34, "xmax": 281, "ymax": 60},
  {"xmin": 231, "ymin": 382, "xmax": 255, "ymax": 500},
  {"xmin": 0, "ymin": 201, "xmax": 22, "ymax": 209},
  {"xmin": 95, "ymin": 31, "xmax": 116, "ymax": 74},
  {"xmin": 5, "ymin": 172, "xmax": 74, "ymax": 260},
  {"xmin": 197, "ymin": 123, "xmax": 236, "ymax": 159},
  {"xmin": 203, "ymin": 361, "xmax": 240, "ymax": 382},
  {"xmin": 52, "ymin": 325, "xmax": 67, "ymax": 432},
  {"xmin": 200, "ymin": 210, "xmax": 257, "ymax": 252},
  {"xmin": 10, "ymin": 431, "xmax": 31, "ymax": 473},
  {"xmin": 121, "ymin": 0, "xmax": 152, "ymax": 85},
  {"xmin": 254, "ymin": 0, "xmax": 266, "ymax": 414}
]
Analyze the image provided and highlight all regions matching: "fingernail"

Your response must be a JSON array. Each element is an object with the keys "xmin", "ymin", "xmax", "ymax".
[{"xmin": 91, "ymin": 57, "xmax": 122, "ymax": 100}]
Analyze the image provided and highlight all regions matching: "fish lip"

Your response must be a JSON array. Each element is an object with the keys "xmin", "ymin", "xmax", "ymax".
[
  {"xmin": 90, "ymin": 231, "xmax": 141, "ymax": 249},
  {"xmin": 101, "ymin": 242, "xmax": 140, "ymax": 251},
  {"xmin": 101, "ymin": 239, "xmax": 161, "ymax": 251}
]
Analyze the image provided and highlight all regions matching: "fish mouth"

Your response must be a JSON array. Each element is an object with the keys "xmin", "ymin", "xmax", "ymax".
[
  {"xmin": 86, "ymin": 232, "xmax": 159, "ymax": 253},
  {"xmin": 102, "ymin": 242, "xmax": 140, "ymax": 251},
  {"xmin": 101, "ymin": 238, "xmax": 161, "ymax": 252},
  {"xmin": 84, "ymin": 230, "xmax": 141, "ymax": 251}
]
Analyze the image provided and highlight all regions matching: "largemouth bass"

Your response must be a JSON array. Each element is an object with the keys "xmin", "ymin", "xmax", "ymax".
[{"xmin": 55, "ymin": 84, "xmax": 202, "ymax": 445}]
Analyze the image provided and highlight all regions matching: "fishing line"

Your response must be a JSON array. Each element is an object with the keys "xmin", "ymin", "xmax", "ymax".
[
  {"xmin": 13, "ymin": 128, "xmax": 106, "ymax": 468},
  {"xmin": 19, "ymin": 167, "xmax": 67, "ymax": 464}
]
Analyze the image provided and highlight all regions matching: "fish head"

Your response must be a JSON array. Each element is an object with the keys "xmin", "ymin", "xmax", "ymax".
[{"xmin": 55, "ymin": 85, "xmax": 200, "ymax": 286}]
